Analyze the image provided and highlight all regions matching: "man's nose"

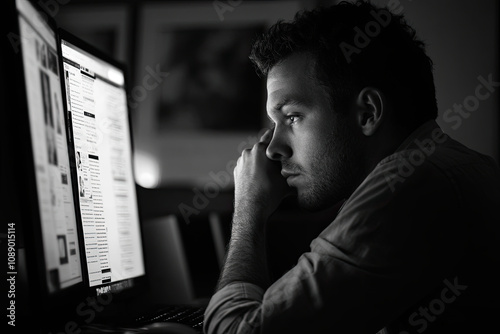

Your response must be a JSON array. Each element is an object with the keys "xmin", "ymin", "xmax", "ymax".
[{"xmin": 266, "ymin": 127, "xmax": 292, "ymax": 161}]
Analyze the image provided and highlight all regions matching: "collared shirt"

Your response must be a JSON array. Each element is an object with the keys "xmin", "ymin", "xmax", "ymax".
[{"xmin": 204, "ymin": 120, "xmax": 500, "ymax": 334}]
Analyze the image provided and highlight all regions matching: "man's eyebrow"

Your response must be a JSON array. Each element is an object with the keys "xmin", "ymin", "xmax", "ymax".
[
  {"xmin": 273, "ymin": 97, "xmax": 305, "ymax": 111},
  {"xmin": 267, "ymin": 98, "xmax": 308, "ymax": 121},
  {"xmin": 268, "ymin": 97, "xmax": 307, "ymax": 124}
]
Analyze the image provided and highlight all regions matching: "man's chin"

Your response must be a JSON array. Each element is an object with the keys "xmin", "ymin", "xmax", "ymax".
[
  {"xmin": 295, "ymin": 193, "xmax": 326, "ymax": 212},
  {"xmin": 295, "ymin": 189, "xmax": 344, "ymax": 212}
]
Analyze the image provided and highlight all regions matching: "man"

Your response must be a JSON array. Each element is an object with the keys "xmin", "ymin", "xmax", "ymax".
[{"xmin": 204, "ymin": 1, "xmax": 500, "ymax": 333}]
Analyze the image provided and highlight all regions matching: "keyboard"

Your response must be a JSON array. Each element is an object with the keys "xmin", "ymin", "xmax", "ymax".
[{"xmin": 135, "ymin": 305, "xmax": 206, "ymax": 333}]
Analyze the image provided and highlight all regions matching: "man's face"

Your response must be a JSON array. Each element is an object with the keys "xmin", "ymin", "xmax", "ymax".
[{"xmin": 266, "ymin": 53, "xmax": 362, "ymax": 211}]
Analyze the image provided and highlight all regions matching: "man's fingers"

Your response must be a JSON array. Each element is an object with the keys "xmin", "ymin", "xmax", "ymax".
[{"xmin": 259, "ymin": 128, "xmax": 273, "ymax": 145}]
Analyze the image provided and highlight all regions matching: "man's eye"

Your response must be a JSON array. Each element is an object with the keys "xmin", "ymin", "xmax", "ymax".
[{"xmin": 286, "ymin": 115, "xmax": 299, "ymax": 124}]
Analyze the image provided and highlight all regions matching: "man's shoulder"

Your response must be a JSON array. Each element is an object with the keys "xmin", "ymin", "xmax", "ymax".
[
  {"xmin": 375, "ymin": 131, "xmax": 500, "ymax": 195},
  {"xmin": 320, "ymin": 131, "xmax": 499, "ymax": 253}
]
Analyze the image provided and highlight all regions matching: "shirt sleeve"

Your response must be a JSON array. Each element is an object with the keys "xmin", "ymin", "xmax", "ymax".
[{"xmin": 204, "ymin": 154, "xmax": 469, "ymax": 334}]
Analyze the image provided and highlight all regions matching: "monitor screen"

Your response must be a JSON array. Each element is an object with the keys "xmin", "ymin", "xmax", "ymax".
[
  {"xmin": 16, "ymin": 0, "xmax": 83, "ymax": 293},
  {"xmin": 60, "ymin": 36, "xmax": 145, "ymax": 290}
]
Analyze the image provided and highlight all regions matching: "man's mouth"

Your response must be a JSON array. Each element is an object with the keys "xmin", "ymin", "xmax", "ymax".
[
  {"xmin": 281, "ymin": 170, "xmax": 301, "ymax": 186},
  {"xmin": 281, "ymin": 170, "xmax": 300, "ymax": 179}
]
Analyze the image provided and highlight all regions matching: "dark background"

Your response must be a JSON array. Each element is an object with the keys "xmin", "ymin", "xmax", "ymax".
[
  {"xmin": 3, "ymin": 0, "xmax": 498, "ymax": 310},
  {"xmin": 55, "ymin": 0, "xmax": 499, "ymax": 303}
]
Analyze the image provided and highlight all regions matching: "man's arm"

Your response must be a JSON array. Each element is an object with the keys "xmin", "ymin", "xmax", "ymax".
[
  {"xmin": 216, "ymin": 129, "xmax": 290, "ymax": 291},
  {"xmin": 216, "ymin": 208, "xmax": 269, "ymax": 290},
  {"xmin": 204, "ymin": 150, "xmax": 469, "ymax": 334}
]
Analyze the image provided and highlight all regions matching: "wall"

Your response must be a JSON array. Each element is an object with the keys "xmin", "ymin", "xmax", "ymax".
[
  {"xmin": 369, "ymin": 0, "xmax": 499, "ymax": 161},
  {"xmin": 56, "ymin": 0, "xmax": 499, "ymax": 190}
]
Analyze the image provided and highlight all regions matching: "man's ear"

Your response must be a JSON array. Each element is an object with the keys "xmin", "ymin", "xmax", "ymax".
[{"xmin": 355, "ymin": 87, "xmax": 385, "ymax": 136}]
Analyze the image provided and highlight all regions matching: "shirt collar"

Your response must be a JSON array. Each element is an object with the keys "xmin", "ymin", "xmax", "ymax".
[{"xmin": 395, "ymin": 119, "xmax": 442, "ymax": 152}]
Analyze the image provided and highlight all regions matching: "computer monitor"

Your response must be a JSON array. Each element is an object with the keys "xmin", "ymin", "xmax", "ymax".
[
  {"xmin": 16, "ymin": 0, "xmax": 83, "ymax": 293},
  {"xmin": 58, "ymin": 29, "xmax": 146, "ymax": 298},
  {"xmin": 5, "ymin": 0, "xmax": 85, "ymax": 330}
]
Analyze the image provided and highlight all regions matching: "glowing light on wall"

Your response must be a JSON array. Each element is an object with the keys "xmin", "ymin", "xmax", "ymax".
[{"xmin": 134, "ymin": 151, "xmax": 161, "ymax": 188}]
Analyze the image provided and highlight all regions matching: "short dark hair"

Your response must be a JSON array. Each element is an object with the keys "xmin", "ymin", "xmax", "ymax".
[{"xmin": 250, "ymin": 0, "xmax": 438, "ymax": 131}]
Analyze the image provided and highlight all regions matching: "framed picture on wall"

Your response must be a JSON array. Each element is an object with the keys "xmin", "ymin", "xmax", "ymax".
[
  {"xmin": 134, "ymin": 1, "xmax": 302, "ymax": 188},
  {"xmin": 154, "ymin": 25, "xmax": 264, "ymax": 133}
]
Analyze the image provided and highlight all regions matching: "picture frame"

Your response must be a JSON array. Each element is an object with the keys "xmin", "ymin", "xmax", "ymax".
[{"xmin": 133, "ymin": 1, "xmax": 302, "ymax": 188}]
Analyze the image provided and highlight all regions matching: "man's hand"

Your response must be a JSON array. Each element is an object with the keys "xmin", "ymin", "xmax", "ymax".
[
  {"xmin": 234, "ymin": 129, "xmax": 292, "ymax": 220},
  {"xmin": 217, "ymin": 129, "xmax": 291, "ymax": 291}
]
